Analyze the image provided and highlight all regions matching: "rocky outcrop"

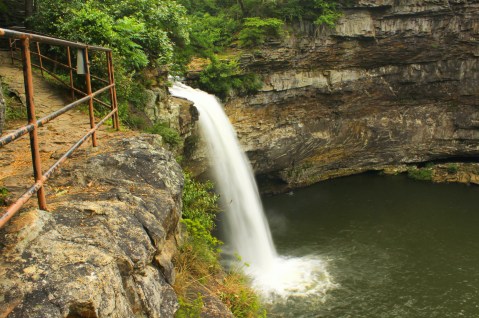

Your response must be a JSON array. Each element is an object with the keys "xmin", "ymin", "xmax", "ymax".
[
  {"xmin": 431, "ymin": 162, "xmax": 479, "ymax": 184},
  {"xmin": 225, "ymin": 0, "xmax": 479, "ymax": 187},
  {"xmin": 0, "ymin": 136, "xmax": 184, "ymax": 317}
]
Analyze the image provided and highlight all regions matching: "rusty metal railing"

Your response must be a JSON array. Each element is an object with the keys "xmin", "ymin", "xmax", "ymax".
[{"xmin": 0, "ymin": 28, "xmax": 120, "ymax": 228}]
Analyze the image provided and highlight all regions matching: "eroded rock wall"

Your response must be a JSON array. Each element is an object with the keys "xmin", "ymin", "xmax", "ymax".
[
  {"xmin": 0, "ymin": 136, "xmax": 183, "ymax": 317},
  {"xmin": 227, "ymin": 0, "xmax": 479, "ymax": 187}
]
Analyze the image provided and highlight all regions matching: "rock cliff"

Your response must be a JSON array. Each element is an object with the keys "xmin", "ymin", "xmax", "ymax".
[
  {"xmin": 0, "ymin": 136, "xmax": 184, "ymax": 317},
  {"xmin": 225, "ymin": 0, "xmax": 479, "ymax": 187}
]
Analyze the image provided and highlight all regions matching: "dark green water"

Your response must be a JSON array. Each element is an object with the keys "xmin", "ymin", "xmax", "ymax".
[{"xmin": 262, "ymin": 173, "xmax": 479, "ymax": 318}]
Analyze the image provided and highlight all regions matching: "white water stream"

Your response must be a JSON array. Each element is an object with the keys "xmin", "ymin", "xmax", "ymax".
[{"xmin": 170, "ymin": 82, "xmax": 335, "ymax": 299}]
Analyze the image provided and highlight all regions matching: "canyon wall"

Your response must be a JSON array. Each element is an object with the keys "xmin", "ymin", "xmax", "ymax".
[{"xmin": 226, "ymin": 0, "xmax": 479, "ymax": 187}]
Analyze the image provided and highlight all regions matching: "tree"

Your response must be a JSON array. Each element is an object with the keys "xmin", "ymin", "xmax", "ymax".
[
  {"xmin": 25, "ymin": 0, "xmax": 34, "ymax": 18},
  {"xmin": 237, "ymin": 0, "xmax": 246, "ymax": 16}
]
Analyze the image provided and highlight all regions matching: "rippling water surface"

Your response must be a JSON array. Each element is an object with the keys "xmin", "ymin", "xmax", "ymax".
[{"xmin": 261, "ymin": 173, "xmax": 479, "ymax": 317}]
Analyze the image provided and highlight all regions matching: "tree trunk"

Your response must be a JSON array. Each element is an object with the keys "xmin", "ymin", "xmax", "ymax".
[
  {"xmin": 237, "ymin": 0, "xmax": 246, "ymax": 17},
  {"xmin": 0, "ymin": 79, "xmax": 5, "ymax": 136},
  {"xmin": 25, "ymin": 0, "xmax": 34, "ymax": 18}
]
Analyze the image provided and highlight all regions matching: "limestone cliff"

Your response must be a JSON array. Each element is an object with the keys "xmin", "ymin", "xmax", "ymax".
[
  {"xmin": 0, "ymin": 136, "xmax": 183, "ymax": 317},
  {"xmin": 225, "ymin": 0, "xmax": 479, "ymax": 187}
]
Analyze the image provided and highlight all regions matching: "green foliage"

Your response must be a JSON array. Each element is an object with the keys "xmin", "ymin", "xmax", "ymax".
[
  {"xmin": 29, "ymin": 0, "xmax": 190, "ymax": 124},
  {"xmin": 238, "ymin": 17, "xmax": 284, "ymax": 47},
  {"xmin": 175, "ymin": 295, "xmax": 204, "ymax": 318},
  {"xmin": 408, "ymin": 167, "xmax": 433, "ymax": 181},
  {"xmin": 176, "ymin": 0, "xmax": 342, "ymax": 73},
  {"xmin": 191, "ymin": 13, "xmax": 239, "ymax": 56},
  {"xmin": 182, "ymin": 173, "xmax": 220, "ymax": 245},
  {"xmin": 147, "ymin": 122, "xmax": 182, "ymax": 147},
  {"xmin": 0, "ymin": 0, "xmax": 7, "ymax": 14},
  {"xmin": 447, "ymin": 163, "xmax": 459, "ymax": 174},
  {"xmin": 175, "ymin": 173, "xmax": 266, "ymax": 317},
  {"xmin": 30, "ymin": 0, "xmax": 189, "ymax": 69},
  {"xmin": 314, "ymin": 0, "xmax": 342, "ymax": 27},
  {"xmin": 123, "ymin": 113, "xmax": 148, "ymax": 130},
  {"xmin": 0, "ymin": 187, "xmax": 8, "ymax": 206},
  {"xmin": 180, "ymin": 172, "xmax": 222, "ymax": 274},
  {"xmin": 2, "ymin": 87, "xmax": 25, "ymax": 121},
  {"xmin": 198, "ymin": 59, "xmax": 262, "ymax": 99},
  {"xmin": 218, "ymin": 271, "xmax": 267, "ymax": 318}
]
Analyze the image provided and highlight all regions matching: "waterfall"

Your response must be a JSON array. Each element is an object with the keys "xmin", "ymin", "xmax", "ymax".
[
  {"xmin": 170, "ymin": 82, "xmax": 276, "ymax": 269},
  {"xmin": 170, "ymin": 82, "xmax": 335, "ymax": 299}
]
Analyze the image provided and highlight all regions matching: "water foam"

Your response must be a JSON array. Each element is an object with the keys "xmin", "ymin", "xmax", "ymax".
[
  {"xmin": 248, "ymin": 255, "xmax": 336, "ymax": 301},
  {"xmin": 169, "ymin": 82, "xmax": 336, "ymax": 300}
]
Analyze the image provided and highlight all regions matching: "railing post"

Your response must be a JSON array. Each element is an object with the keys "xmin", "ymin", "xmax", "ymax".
[
  {"xmin": 21, "ymin": 37, "xmax": 47, "ymax": 210},
  {"xmin": 84, "ymin": 47, "xmax": 98, "ymax": 146},
  {"xmin": 36, "ymin": 42, "xmax": 44, "ymax": 77},
  {"xmin": 9, "ymin": 38, "xmax": 15, "ymax": 64},
  {"xmin": 66, "ymin": 46, "xmax": 75, "ymax": 101},
  {"xmin": 106, "ymin": 51, "xmax": 119, "ymax": 130},
  {"xmin": 109, "ymin": 52, "xmax": 120, "ymax": 130}
]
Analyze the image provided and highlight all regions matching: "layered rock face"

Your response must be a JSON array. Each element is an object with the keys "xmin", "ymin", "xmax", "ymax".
[
  {"xmin": 0, "ymin": 136, "xmax": 184, "ymax": 317},
  {"xmin": 226, "ymin": 0, "xmax": 479, "ymax": 187}
]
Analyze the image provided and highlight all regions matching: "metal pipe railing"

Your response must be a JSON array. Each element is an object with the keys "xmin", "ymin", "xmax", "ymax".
[
  {"xmin": 0, "ymin": 28, "xmax": 120, "ymax": 228},
  {"xmin": 0, "ymin": 28, "xmax": 111, "ymax": 51}
]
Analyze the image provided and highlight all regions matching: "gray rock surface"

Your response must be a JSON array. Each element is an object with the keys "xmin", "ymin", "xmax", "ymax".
[
  {"xmin": 0, "ymin": 135, "xmax": 184, "ymax": 317},
  {"xmin": 223, "ymin": 0, "xmax": 479, "ymax": 187}
]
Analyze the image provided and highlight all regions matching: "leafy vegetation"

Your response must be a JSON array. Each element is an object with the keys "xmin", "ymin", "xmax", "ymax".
[
  {"xmin": 181, "ymin": 172, "xmax": 221, "ymax": 253},
  {"xmin": 2, "ymin": 86, "xmax": 25, "ymax": 121},
  {"xmin": 177, "ymin": 0, "xmax": 341, "ymax": 97},
  {"xmin": 29, "ymin": 0, "xmax": 190, "ymax": 126},
  {"xmin": 198, "ymin": 59, "xmax": 262, "ymax": 99},
  {"xmin": 0, "ymin": 187, "xmax": 9, "ymax": 206},
  {"xmin": 147, "ymin": 122, "xmax": 182, "ymax": 147},
  {"xmin": 407, "ymin": 167, "xmax": 433, "ymax": 181},
  {"xmin": 446, "ymin": 163, "xmax": 458, "ymax": 174},
  {"xmin": 29, "ymin": 0, "xmax": 342, "ymax": 103},
  {"xmin": 174, "ymin": 173, "xmax": 266, "ymax": 317},
  {"xmin": 238, "ymin": 17, "xmax": 284, "ymax": 47},
  {"xmin": 175, "ymin": 294, "xmax": 204, "ymax": 318},
  {"xmin": 217, "ymin": 270, "xmax": 267, "ymax": 318}
]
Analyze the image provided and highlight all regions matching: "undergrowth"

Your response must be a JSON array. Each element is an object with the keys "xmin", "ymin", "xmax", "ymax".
[
  {"xmin": 407, "ymin": 166, "xmax": 433, "ymax": 181},
  {"xmin": 2, "ymin": 86, "xmax": 25, "ymax": 121},
  {"xmin": 174, "ymin": 173, "xmax": 266, "ymax": 317},
  {"xmin": 0, "ymin": 187, "xmax": 9, "ymax": 206},
  {"xmin": 148, "ymin": 122, "xmax": 182, "ymax": 147}
]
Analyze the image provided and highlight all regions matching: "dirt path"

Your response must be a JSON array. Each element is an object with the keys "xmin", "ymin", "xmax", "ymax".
[{"xmin": 0, "ymin": 51, "xmax": 132, "ymax": 207}]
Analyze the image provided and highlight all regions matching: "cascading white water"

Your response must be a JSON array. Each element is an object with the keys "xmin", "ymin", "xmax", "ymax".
[
  {"xmin": 170, "ymin": 82, "xmax": 335, "ymax": 299},
  {"xmin": 170, "ymin": 82, "xmax": 276, "ymax": 271}
]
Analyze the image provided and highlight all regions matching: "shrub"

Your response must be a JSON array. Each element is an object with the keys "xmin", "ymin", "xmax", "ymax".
[
  {"xmin": 147, "ymin": 122, "xmax": 182, "ymax": 147},
  {"xmin": 238, "ymin": 17, "xmax": 284, "ymax": 48},
  {"xmin": 29, "ymin": 0, "xmax": 190, "ymax": 125},
  {"xmin": 218, "ymin": 271, "xmax": 267, "ymax": 318},
  {"xmin": 175, "ymin": 295, "xmax": 204, "ymax": 318},
  {"xmin": 446, "ymin": 163, "xmax": 458, "ymax": 174},
  {"xmin": 313, "ymin": 0, "xmax": 342, "ymax": 27},
  {"xmin": 0, "ymin": 187, "xmax": 9, "ymax": 206},
  {"xmin": 407, "ymin": 167, "xmax": 433, "ymax": 181},
  {"xmin": 174, "ymin": 173, "xmax": 222, "ymax": 307},
  {"xmin": 198, "ymin": 59, "xmax": 262, "ymax": 99}
]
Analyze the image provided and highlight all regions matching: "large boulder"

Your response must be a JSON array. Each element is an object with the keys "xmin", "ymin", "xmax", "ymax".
[{"xmin": 0, "ymin": 135, "xmax": 184, "ymax": 317}]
